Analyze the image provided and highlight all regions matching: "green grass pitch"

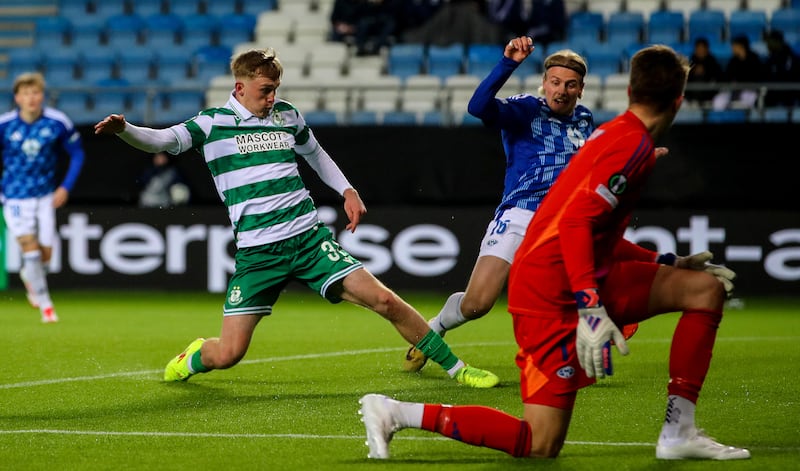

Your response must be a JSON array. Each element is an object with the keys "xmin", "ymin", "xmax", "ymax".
[{"xmin": 1, "ymin": 289, "xmax": 798, "ymax": 470}]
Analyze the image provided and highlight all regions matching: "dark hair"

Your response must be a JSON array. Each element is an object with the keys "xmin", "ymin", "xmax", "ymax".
[
  {"xmin": 731, "ymin": 34, "xmax": 750, "ymax": 49},
  {"xmin": 629, "ymin": 45, "xmax": 690, "ymax": 112}
]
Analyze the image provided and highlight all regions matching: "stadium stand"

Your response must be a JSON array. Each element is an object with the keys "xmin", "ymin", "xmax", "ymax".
[{"xmin": 0, "ymin": 0, "xmax": 796, "ymax": 127}]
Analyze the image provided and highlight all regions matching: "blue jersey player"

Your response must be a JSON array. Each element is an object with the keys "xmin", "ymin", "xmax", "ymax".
[
  {"xmin": 0, "ymin": 72, "xmax": 85, "ymax": 322},
  {"xmin": 405, "ymin": 36, "xmax": 594, "ymax": 371}
]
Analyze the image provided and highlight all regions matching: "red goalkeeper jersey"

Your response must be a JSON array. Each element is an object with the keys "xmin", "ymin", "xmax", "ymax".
[{"xmin": 508, "ymin": 110, "xmax": 660, "ymax": 317}]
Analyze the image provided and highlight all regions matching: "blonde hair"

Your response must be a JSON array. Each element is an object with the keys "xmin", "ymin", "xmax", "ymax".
[
  {"xmin": 230, "ymin": 48, "xmax": 283, "ymax": 81},
  {"xmin": 13, "ymin": 72, "xmax": 46, "ymax": 94},
  {"xmin": 537, "ymin": 49, "xmax": 587, "ymax": 95}
]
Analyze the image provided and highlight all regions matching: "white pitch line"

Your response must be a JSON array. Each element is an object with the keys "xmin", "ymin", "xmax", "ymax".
[
  {"xmin": 1, "ymin": 430, "xmax": 797, "ymax": 452},
  {"xmin": 2, "ymin": 337, "xmax": 798, "ymax": 390},
  {"xmin": 0, "ymin": 429, "xmax": 654, "ymax": 447}
]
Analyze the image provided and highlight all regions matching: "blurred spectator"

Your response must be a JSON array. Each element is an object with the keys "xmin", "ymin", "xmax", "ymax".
[
  {"xmin": 397, "ymin": 0, "xmax": 443, "ymax": 37},
  {"xmin": 486, "ymin": 0, "xmax": 566, "ymax": 46},
  {"xmin": 685, "ymin": 37, "xmax": 723, "ymax": 105},
  {"xmin": 402, "ymin": 0, "xmax": 504, "ymax": 46},
  {"xmin": 138, "ymin": 151, "xmax": 190, "ymax": 208},
  {"xmin": 763, "ymin": 30, "xmax": 800, "ymax": 107},
  {"xmin": 712, "ymin": 35, "xmax": 765, "ymax": 110},
  {"xmin": 330, "ymin": 0, "xmax": 401, "ymax": 56}
]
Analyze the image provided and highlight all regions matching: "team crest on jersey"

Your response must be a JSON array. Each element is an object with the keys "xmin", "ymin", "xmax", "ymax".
[
  {"xmin": 229, "ymin": 286, "xmax": 243, "ymax": 305},
  {"xmin": 270, "ymin": 108, "xmax": 285, "ymax": 125},
  {"xmin": 557, "ymin": 366, "xmax": 575, "ymax": 379},
  {"xmin": 21, "ymin": 139, "xmax": 42, "ymax": 160},
  {"xmin": 608, "ymin": 174, "xmax": 628, "ymax": 195}
]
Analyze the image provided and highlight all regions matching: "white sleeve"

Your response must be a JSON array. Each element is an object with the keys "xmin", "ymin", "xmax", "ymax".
[
  {"xmin": 297, "ymin": 134, "xmax": 353, "ymax": 196},
  {"xmin": 117, "ymin": 122, "xmax": 184, "ymax": 155}
]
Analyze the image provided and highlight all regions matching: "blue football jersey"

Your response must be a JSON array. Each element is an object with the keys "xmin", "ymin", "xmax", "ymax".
[
  {"xmin": 468, "ymin": 57, "xmax": 595, "ymax": 215},
  {"xmin": 0, "ymin": 107, "xmax": 85, "ymax": 199}
]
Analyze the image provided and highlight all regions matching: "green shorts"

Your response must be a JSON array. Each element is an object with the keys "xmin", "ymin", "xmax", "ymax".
[{"xmin": 223, "ymin": 223, "xmax": 363, "ymax": 316}]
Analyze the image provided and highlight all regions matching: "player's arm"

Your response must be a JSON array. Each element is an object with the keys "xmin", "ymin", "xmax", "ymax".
[
  {"xmin": 467, "ymin": 37, "xmax": 534, "ymax": 127},
  {"xmin": 94, "ymin": 114, "xmax": 182, "ymax": 154},
  {"xmin": 54, "ymin": 127, "xmax": 86, "ymax": 208}
]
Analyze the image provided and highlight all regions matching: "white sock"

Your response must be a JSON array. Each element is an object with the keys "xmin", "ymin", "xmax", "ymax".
[
  {"xmin": 659, "ymin": 395, "xmax": 696, "ymax": 442},
  {"xmin": 428, "ymin": 292, "xmax": 467, "ymax": 335},
  {"xmin": 387, "ymin": 397, "xmax": 424, "ymax": 429},
  {"xmin": 22, "ymin": 251, "xmax": 53, "ymax": 309},
  {"xmin": 446, "ymin": 359, "xmax": 466, "ymax": 377}
]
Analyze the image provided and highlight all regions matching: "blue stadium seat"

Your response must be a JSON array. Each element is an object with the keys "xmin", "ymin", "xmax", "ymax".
[
  {"xmin": 348, "ymin": 110, "xmax": 379, "ymax": 125},
  {"xmin": 55, "ymin": 90, "xmax": 91, "ymax": 123},
  {"xmin": 216, "ymin": 13, "xmax": 256, "ymax": 49},
  {"xmin": 105, "ymin": 14, "xmax": 145, "ymax": 49},
  {"xmin": 769, "ymin": 8, "xmax": 800, "ymax": 44},
  {"xmin": 584, "ymin": 43, "xmax": 623, "ymax": 79},
  {"xmin": 81, "ymin": 48, "xmax": 117, "ymax": 83},
  {"xmin": 607, "ymin": 11, "xmax": 645, "ymax": 48},
  {"xmin": 70, "ymin": 22, "xmax": 104, "ymax": 49},
  {"xmin": 58, "ymin": 1, "xmax": 90, "ymax": 22},
  {"xmin": 592, "ymin": 109, "xmax": 620, "ymax": 124},
  {"xmin": 34, "ymin": 16, "xmax": 71, "ymax": 49},
  {"xmin": 7, "ymin": 49, "xmax": 43, "ymax": 77},
  {"xmin": 460, "ymin": 112, "xmax": 484, "ymax": 126},
  {"xmin": 427, "ymin": 44, "xmax": 465, "ymax": 80},
  {"xmin": 303, "ymin": 110, "xmax": 340, "ymax": 126},
  {"xmin": 382, "ymin": 110, "xmax": 418, "ymax": 126},
  {"xmin": 466, "ymin": 44, "xmax": 504, "ymax": 77},
  {"xmin": 387, "ymin": 44, "xmax": 425, "ymax": 79},
  {"xmin": 421, "ymin": 110, "xmax": 446, "ymax": 126},
  {"xmin": 647, "ymin": 10, "xmax": 684, "ymax": 44},
  {"xmin": 729, "ymin": 10, "xmax": 767, "ymax": 44},
  {"xmin": 153, "ymin": 49, "xmax": 192, "ymax": 83},
  {"xmin": 143, "ymin": 13, "xmax": 183, "ymax": 48},
  {"xmin": 133, "ymin": 0, "xmax": 165, "ymax": 17},
  {"xmin": 166, "ymin": 0, "xmax": 202, "ymax": 16},
  {"xmin": 242, "ymin": 0, "xmax": 277, "ymax": 17},
  {"xmin": 117, "ymin": 47, "xmax": 156, "ymax": 85},
  {"xmin": 181, "ymin": 14, "xmax": 220, "ymax": 51},
  {"xmin": 568, "ymin": 11, "xmax": 604, "ymax": 45},
  {"xmin": 93, "ymin": 0, "xmax": 127, "ymax": 19},
  {"xmin": 705, "ymin": 109, "xmax": 747, "ymax": 123},
  {"xmin": 163, "ymin": 89, "xmax": 206, "ymax": 111},
  {"xmin": 193, "ymin": 45, "xmax": 232, "ymax": 83},
  {"xmin": 688, "ymin": 9, "xmax": 726, "ymax": 43},
  {"xmin": 205, "ymin": 0, "xmax": 238, "ymax": 16},
  {"xmin": 708, "ymin": 40, "xmax": 732, "ymax": 68},
  {"xmin": 41, "ymin": 47, "xmax": 82, "ymax": 86}
]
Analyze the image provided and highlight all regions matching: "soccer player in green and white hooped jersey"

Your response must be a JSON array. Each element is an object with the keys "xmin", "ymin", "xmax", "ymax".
[{"xmin": 94, "ymin": 48, "xmax": 499, "ymax": 388}]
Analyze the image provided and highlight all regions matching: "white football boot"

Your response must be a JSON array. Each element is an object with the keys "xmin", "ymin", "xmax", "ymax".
[
  {"xmin": 358, "ymin": 394, "xmax": 401, "ymax": 459},
  {"xmin": 656, "ymin": 427, "xmax": 750, "ymax": 460}
]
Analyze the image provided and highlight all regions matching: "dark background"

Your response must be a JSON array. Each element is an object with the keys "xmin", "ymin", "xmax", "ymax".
[{"xmin": 73, "ymin": 123, "xmax": 799, "ymax": 211}]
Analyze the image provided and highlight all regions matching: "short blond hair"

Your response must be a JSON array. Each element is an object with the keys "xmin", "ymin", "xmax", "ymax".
[
  {"xmin": 13, "ymin": 72, "xmax": 46, "ymax": 94},
  {"xmin": 230, "ymin": 48, "xmax": 283, "ymax": 81}
]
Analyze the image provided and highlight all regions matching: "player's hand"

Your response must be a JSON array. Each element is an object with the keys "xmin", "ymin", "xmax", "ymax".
[
  {"xmin": 655, "ymin": 147, "xmax": 669, "ymax": 159},
  {"xmin": 342, "ymin": 188, "xmax": 366, "ymax": 233},
  {"xmin": 575, "ymin": 289, "xmax": 628, "ymax": 379},
  {"xmin": 504, "ymin": 36, "xmax": 534, "ymax": 63},
  {"xmin": 52, "ymin": 187, "xmax": 69, "ymax": 208},
  {"xmin": 94, "ymin": 114, "xmax": 127, "ymax": 135},
  {"xmin": 674, "ymin": 251, "xmax": 737, "ymax": 298}
]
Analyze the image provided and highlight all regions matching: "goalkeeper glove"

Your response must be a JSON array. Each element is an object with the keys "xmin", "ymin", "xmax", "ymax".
[
  {"xmin": 657, "ymin": 251, "xmax": 736, "ymax": 298},
  {"xmin": 575, "ymin": 289, "xmax": 629, "ymax": 379}
]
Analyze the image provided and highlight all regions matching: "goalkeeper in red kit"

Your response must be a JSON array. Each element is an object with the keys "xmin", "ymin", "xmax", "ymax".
[{"xmin": 357, "ymin": 45, "xmax": 749, "ymax": 461}]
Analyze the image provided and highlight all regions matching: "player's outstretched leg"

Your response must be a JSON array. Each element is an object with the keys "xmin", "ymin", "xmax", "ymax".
[
  {"xmin": 164, "ymin": 338, "xmax": 206, "ymax": 381},
  {"xmin": 402, "ymin": 292, "xmax": 465, "ymax": 373}
]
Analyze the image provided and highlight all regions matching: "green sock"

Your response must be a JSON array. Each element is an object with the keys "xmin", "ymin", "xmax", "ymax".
[
  {"xmin": 415, "ymin": 330, "xmax": 458, "ymax": 371},
  {"xmin": 189, "ymin": 350, "xmax": 209, "ymax": 373}
]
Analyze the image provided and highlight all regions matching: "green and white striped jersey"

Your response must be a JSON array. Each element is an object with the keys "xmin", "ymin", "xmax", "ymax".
[{"xmin": 171, "ymin": 96, "xmax": 325, "ymax": 248}]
